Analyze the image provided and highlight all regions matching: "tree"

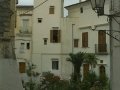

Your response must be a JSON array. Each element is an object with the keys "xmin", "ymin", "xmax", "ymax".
[
  {"xmin": 24, "ymin": 62, "xmax": 40, "ymax": 90},
  {"xmin": 67, "ymin": 52, "xmax": 86, "ymax": 81},
  {"xmin": 84, "ymin": 53, "xmax": 98, "ymax": 72}
]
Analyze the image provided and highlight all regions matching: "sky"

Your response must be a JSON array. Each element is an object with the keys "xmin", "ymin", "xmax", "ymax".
[{"xmin": 18, "ymin": 0, "xmax": 80, "ymax": 6}]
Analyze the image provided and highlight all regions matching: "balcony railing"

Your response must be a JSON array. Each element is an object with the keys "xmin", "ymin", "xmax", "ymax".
[
  {"xmin": 95, "ymin": 44, "xmax": 108, "ymax": 55},
  {"xmin": 19, "ymin": 27, "xmax": 32, "ymax": 34},
  {"xmin": 17, "ymin": 27, "xmax": 32, "ymax": 35}
]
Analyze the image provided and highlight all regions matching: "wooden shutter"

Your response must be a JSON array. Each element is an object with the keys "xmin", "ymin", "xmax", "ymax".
[
  {"xmin": 49, "ymin": 6, "xmax": 54, "ymax": 14},
  {"xmin": 50, "ymin": 30, "xmax": 53, "ymax": 43},
  {"xmin": 83, "ymin": 64, "xmax": 89, "ymax": 77},
  {"xmin": 74, "ymin": 39, "xmax": 79, "ymax": 47},
  {"xmin": 82, "ymin": 32, "xmax": 88, "ymax": 47},
  {"xmin": 98, "ymin": 31, "xmax": 106, "ymax": 52},
  {"xmin": 19, "ymin": 62, "xmax": 26, "ymax": 73},
  {"xmin": 58, "ymin": 30, "xmax": 61, "ymax": 43}
]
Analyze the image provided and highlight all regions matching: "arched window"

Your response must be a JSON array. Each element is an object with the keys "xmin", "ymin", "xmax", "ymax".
[{"xmin": 99, "ymin": 65, "xmax": 105, "ymax": 77}]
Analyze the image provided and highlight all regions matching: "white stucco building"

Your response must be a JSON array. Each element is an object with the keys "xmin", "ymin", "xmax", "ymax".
[
  {"xmin": 15, "ymin": 5, "xmax": 33, "ymax": 80},
  {"xmin": 32, "ymin": 0, "xmax": 110, "ymax": 79}
]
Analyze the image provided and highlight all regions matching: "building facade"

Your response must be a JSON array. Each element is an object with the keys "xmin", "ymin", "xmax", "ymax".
[
  {"xmin": 32, "ymin": 0, "xmax": 64, "ymax": 76},
  {"xmin": 110, "ymin": 0, "xmax": 120, "ymax": 89},
  {"xmin": 32, "ymin": 0, "xmax": 110, "ymax": 80},
  {"xmin": 0, "ymin": 0, "xmax": 24, "ymax": 90},
  {"xmin": 15, "ymin": 5, "xmax": 33, "ymax": 80}
]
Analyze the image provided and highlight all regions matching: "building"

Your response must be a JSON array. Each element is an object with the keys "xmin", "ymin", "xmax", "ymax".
[
  {"xmin": 32, "ymin": 0, "xmax": 110, "ymax": 79},
  {"xmin": 32, "ymin": 0, "xmax": 64, "ymax": 75},
  {"xmin": 110, "ymin": 0, "xmax": 120, "ymax": 89},
  {"xmin": 15, "ymin": 5, "xmax": 33, "ymax": 81},
  {"xmin": 0, "ymin": 0, "xmax": 24, "ymax": 90},
  {"xmin": 62, "ymin": 0, "xmax": 110, "ymax": 78}
]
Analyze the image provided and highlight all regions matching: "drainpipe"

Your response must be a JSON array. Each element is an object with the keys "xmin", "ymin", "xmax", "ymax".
[{"xmin": 72, "ymin": 24, "xmax": 75, "ymax": 54}]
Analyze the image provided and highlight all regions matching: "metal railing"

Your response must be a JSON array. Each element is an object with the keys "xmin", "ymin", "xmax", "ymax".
[
  {"xmin": 95, "ymin": 44, "xmax": 108, "ymax": 55},
  {"xmin": 19, "ymin": 26, "xmax": 32, "ymax": 34}
]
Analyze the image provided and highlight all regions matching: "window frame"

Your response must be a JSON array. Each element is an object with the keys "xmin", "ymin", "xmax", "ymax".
[
  {"xmin": 80, "ymin": 7, "xmax": 83, "ymax": 13},
  {"xmin": 38, "ymin": 18, "xmax": 42, "ymax": 23},
  {"xmin": 19, "ymin": 62, "xmax": 26, "ymax": 73},
  {"xmin": 50, "ymin": 30, "xmax": 61, "ymax": 43},
  {"xmin": 82, "ymin": 32, "xmax": 88, "ymax": 47},
  {"xmin": 52, "ymin": 59, "xmax": 59, "ymax": 70},
  {"xmin": 49, "ymin": 6, "xmax": 55, "ymax": 14},
  {"xmin": 26, "ymin": 42, "xmax": 30, "ymax": 49},
  {"xmin": 74, "ymin": 39, "xmax": 79, "ymax": 48}
]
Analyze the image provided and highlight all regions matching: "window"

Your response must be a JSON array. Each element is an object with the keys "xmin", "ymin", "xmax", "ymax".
[
  {"xmin": 38, "ymin": 18, "xmax": 42, "ymax": 23},
  {"xmin": 22, "ymin": 19, "xmax": 29, "ymax": 32},
  {"xmin": 19, "ymin": 62, "xmax": 26, "ymax": 73},
  {"xmin": 26, "ymin": 43, "xmax": 30, "ymax": 49},
  {"xmin": 74, "ymin": 39, "xmax": 79, "ymax": 47},
  {"xmin": 98, "ymin": 30, "xmax": 106, "ymax": 52},
  {"xmin": 50, "ymin": 30, "xmax": 61, "ymax": 43},
  {"xmin": 83, "ymin": 64, "xmax": 89, "ymax": 78},
  {"xmin": 20, "ymin": 43, "xmax": 25, "ymax": 53},
  {"xmin": 82, "ymin": 32, "xmax": 88, "ymax": 47},
  {"xmin": 80, "ymin": 7, "xmax": 83, "ymax": 13},
  {"xmin": 52, "ymin": 60, "xmax": 59, "ymax": 70},
  {"xmin": 43, "ymin": 38, "xmax": 48, "ymax": 45},
  {"xmin": 49, "ymin": 6, "xmax": 55, "ymax": 14}
]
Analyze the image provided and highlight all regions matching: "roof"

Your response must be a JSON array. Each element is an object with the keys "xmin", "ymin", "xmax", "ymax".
[
  {"xmin": 17, "ymin": 5, "xmax": 33, "ymax": 8},
  {"xmin": 65, "ymin": 0, "xmax": 90, "ymax": 9}
]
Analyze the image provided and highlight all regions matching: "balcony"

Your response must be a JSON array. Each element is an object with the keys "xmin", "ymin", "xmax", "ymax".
[
  {"xmin": 95, "ymin": 44, "xmax": 108, "ymax": 55},
  {"xmin": 16, "ymin": 27, "xmax": 32, "ymax": 36}
]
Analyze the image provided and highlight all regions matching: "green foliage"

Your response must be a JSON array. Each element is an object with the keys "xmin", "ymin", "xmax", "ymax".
[
  {"xmin": 84, "ymin": 53, "xmax": 98, "ymax": 71},
  {"xmin": 23, "ymin": 62, "xmax": 40, "ymax": 90},
  {"xmin": 67, "ymin": 52, "xmax": 86, "ymax": 81},
  {"xmin": 38, "ymin": 72, "xmax": 69, "ymax": 90}
]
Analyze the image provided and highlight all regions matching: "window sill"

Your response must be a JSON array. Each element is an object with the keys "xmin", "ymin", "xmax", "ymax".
[{"xmin": 82, "ymin": 47, "xmax": 89, "ymax": 48}]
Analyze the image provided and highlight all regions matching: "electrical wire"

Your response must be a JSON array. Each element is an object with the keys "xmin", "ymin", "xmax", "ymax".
[{"xmin": 19, "ymin": 0, "xmax": 49, "ymax": 16}]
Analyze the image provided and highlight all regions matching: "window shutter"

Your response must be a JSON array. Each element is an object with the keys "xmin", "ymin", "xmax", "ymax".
[
  {"xmin": 74, "ymin": 39, "xmax": 79, "ymax": 47},
  {"xmin": 82, "ymin": 32, "xmax": 88, "ymax": 47},
  {"xmin": 83, "ymin": 64, "xmax": 89, "ymax": 78},
  {"xmin": 49, "ymin": 6, "xmax": 54, "ymax": 14},
  {"xmin": 19, "ymin": 62, "xmax": 26, "ymax": 73},
  {"xmin": 50, "ymin": 30, "xmax": 53, "ymax": 43},
  {"xmin": 98, "ymin": 31, "xmax": 106, "ymax": 52},
  {"xmin": 58, "ymin": 30, "xmax": 61, "ymax": 43}
]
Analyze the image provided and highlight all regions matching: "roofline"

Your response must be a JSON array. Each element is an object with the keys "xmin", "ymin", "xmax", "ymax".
[
  {"xmin": 65, "ymin": 0, "xmax": 90, "ymax": 9},
  {"xmin": 17, "ymin": 5, "xmax": 33, "ymax": 8}
]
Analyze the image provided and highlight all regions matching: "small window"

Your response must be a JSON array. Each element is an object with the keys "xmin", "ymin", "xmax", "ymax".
[
  {"xmin": 20, "ymin": 43, "xmax": 25, "ymax": 53},
  {"xmin": 100, "ymin": 60, "xmax": 103, "ymax": 63},
  {"xmin": 52, "ymin": 60, "xmax": 59, "ymax": 70},
  {"xmin": 26, "ymin": 43, "xmax": 30, "ymax": 49},
  {"xmin": 43, "ymin": 38, "xmax": 48, "ymax": 45},
  {"xmin": 19, "ymin": 62, "xmax": 26, "ymax": 73},
  {"xmin": 50, "ymin": 30, "xmax": 61, "ymax": 43},
  {"xmin": 74, "ymin": 39, "xmax": 79, "ymax": 47},
  {"xmin": 49, "ymin": 6, "xmax": 55, "ymax": 14},
  {"xmin": 38, "ymin": 18, "xmax": 42, "ymax": 23},
  {"xmin": 80, "ymin": 7, "xmax": 83, "ymax": 13}
]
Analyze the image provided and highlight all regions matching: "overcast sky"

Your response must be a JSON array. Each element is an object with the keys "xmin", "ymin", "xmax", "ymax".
[{"xmin": 18, "ymin": 0, "xmax": 81, "ymax": 6}]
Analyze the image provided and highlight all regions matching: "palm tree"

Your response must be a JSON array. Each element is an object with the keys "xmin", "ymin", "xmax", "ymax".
[
  {"xmin": 67, "ymin": 52, "xmax": 86, "ymax": 81},
  {"xmin": 84, "ymin": 53, "xmax": 98, "ymax": 72}
]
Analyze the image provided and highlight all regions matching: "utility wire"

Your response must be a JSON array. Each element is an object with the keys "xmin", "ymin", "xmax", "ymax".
[{"xmin": 19, "ymin": 0, "xmax": 49, "ymax": 15}]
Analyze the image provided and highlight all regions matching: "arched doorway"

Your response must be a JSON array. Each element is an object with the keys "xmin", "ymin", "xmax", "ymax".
[{"xmin": 99, "ymin": 65, "xmax": 106, "ymax": 77}]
